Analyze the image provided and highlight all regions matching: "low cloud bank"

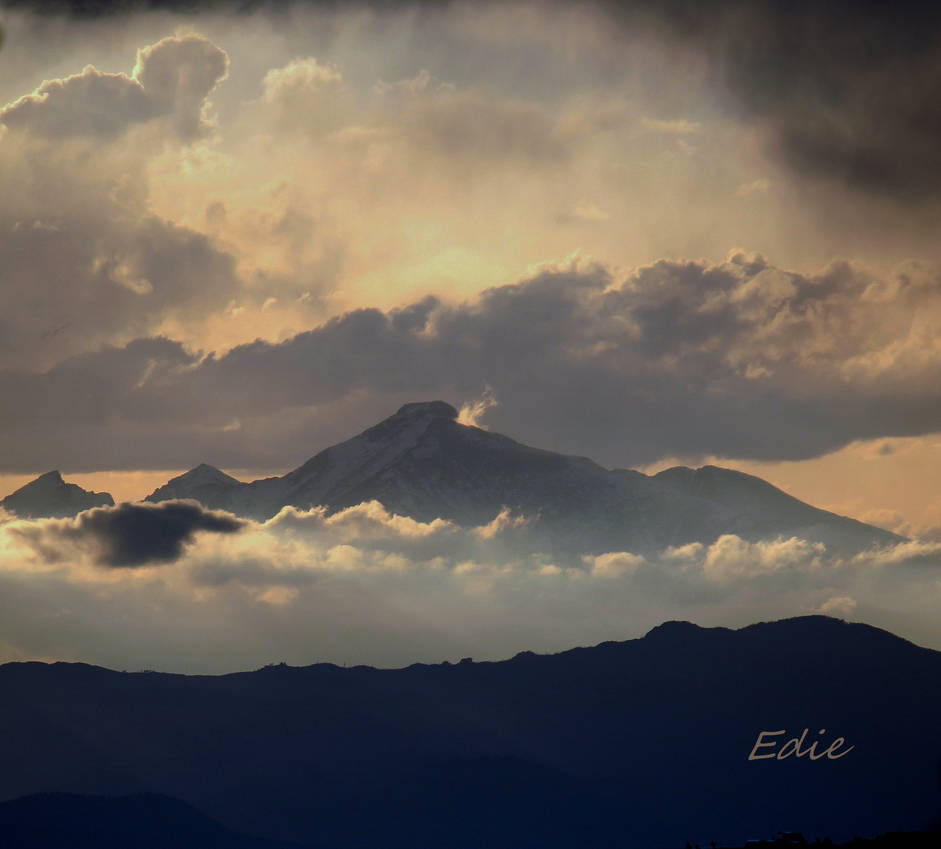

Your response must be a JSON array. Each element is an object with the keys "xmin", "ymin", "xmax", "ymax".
[{"xmin": 0, "ymin": 499, "xmax": 938, "ymax": 673}]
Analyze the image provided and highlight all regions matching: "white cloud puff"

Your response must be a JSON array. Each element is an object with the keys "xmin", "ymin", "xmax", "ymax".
[{"xmin": 702, "ymin": 535, "xmax": 826, "ymax": 581}]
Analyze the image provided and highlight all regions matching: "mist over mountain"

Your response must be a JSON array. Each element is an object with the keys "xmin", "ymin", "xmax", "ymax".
[
  {"xmin": 0, "ymin": 471, "xmax": 113, "ymax": 519},
  {"xmin": 143, "ymin": 401, "xmax": 898, "ymax": 554},
  {"xmin": 1, "ymin": 615, "xmax": 938, "ymax": 848}
]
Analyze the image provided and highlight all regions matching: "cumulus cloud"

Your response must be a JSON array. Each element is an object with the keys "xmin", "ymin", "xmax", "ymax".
[
  {"xmin": 12, "ymin": 500, "xmax": 245, "ymax": 567},
  {"xmin": 0, "ymin": 498, "xmax": 938, "ymax": 672},
  {"xmin": 1, "ymin": 34, "xmax": 228, "ymax": 140},
  {"xmin": 0, "ymin": 33, "xmax": 243, "ymax": 371},
  {"xmin": 258, "ymin": 56, "xmax": 347, "ymax": 135},
  {"xmin": 584, "ymin": 551, "xmax": 644, "ymax": 579},
  {"xmin": 263, "ymin": 57, "xmax": 342, "ymax": 102},
  {"xmin": 702, "ymin": 535, "xmax": 825, "ymax": 582}
]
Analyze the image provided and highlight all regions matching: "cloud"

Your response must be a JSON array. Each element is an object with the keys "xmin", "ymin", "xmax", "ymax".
[
  {"xmin": 0, "ymin": 209, "xmax": 241, "ymax": 371},
  {"xmin": 457, "ymin": 385, "xmax": 498, "ymax": 429},
  {"xmin": 4, "ymin": 251, "xmax": 941, "ymax": 472},
  {"xmin": 258, "ymin": 56, "xmax": 347, "ymax": 135},
  {"xmin": 12, "ymin": 500, "xmax": 245, "ymax": 567},
  {"xmin": 587, "ymin": 0, "xmax": 941, "ymax": 203},
  {"xmin": 1, "ymin": 34, "xmax": 228, "ymax": 140},
  {"xmin": 132, "ymin": 34, "xmax": 229, "ymax": 139},
  {"xmin": 10, "ymin": 1, "xmax": 941, "ymax": 203},
  {"xmin": 0, "ymin": 65, "xmax": 152, "ymax": 138},
  {"xmin": 403, "ymin": 88, "xmax": 565, "ymax": 166},
  {"xmin": 640, "ymin": 117, "xmax": 699, "ymax": 135},
  {"xmin": 702, "ymin": 535, "xmax": 825, "ymax": 582},
  {"xmin": 584, "ymin": 551, "xmax": 644, "ymax": 579},
  {"xmin": 736, "ymin": 178, "xmax": 771, "ymax": 198},
  {"xmin": 0, "ymin": 498, "xmax": 939, "ymax": 672},
  {"xmin": 263, "ymin": 57, "xmax": 342, "ymax": 102},
  {"xmin": 0, "ymin": 33, "xmax": 242, "ymax": 372},
  {"xmin": 816, "ymin": 596, "xmax": 857, "ymax": 616}
]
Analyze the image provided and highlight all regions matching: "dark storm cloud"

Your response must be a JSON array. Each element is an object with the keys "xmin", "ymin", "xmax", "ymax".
[
  {"xmin": 632, "ymin": 0, "xmax": 941, "ymax": 203},
  {"xmin": 6, "ymin": 0, "xmax": 940, "ymax": 202},
  {"xmin": 1, "ymin": 253, "xmax": 940, "ymax": 472},
  {"xmin": 12, "ymin": 500, "xmax": 245, "ymax": 567}
]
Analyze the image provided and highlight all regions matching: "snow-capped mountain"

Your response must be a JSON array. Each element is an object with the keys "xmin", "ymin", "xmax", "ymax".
[
  {"xmin": 145, "ymin": 400, "xmax": 899, "ymax": 553},
  {"xmin": 0, "ymin": 471, "xmax": 114, "ymax": 519}
]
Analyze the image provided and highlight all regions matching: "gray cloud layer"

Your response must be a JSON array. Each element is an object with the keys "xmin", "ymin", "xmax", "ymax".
[
  {"xmin": 641, "ymin": 0, "xmax": 941, "ymax": 203},
  {"xmin": 0, "ymin": 252, "xmax": 939, "ymax": 472},
  {"xmin": 6, "ymin": 1, "xmax": 941, "ymax": 202}
]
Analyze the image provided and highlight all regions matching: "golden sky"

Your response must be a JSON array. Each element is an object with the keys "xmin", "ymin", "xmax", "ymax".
[{"xmin": 1, "ymin": 1, "xmax": 940, "ymax": 530}]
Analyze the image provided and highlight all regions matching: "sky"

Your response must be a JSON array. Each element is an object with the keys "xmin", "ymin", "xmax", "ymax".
[{"xmin": 1, "ymin": 0, "xmax": 941, "ymax": 670}]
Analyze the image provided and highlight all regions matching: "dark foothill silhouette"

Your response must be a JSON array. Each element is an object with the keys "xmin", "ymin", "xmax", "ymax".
[{"xmin": 0, "ymin": 616, "xmax": 939, "ymax": 848}]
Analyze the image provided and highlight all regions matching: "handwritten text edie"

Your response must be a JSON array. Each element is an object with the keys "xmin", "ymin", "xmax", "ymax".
[{"xmin": 748, "ymin": 728, "xmax": 854, "ymax": 761}]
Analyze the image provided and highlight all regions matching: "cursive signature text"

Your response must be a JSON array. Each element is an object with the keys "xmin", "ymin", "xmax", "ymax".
[{"xmin": 748, "ymin": 728, "xmax": 854, "ymax": 761}]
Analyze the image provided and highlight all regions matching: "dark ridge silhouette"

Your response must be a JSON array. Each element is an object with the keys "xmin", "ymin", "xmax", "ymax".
[
  {"xmin": 1, "ymin": 793, "xmax": 937, "ymax": 849},
  {"xmin": 0, "ymin": 792, "xmax": 306, "ymax": 848},
  {"xmin": 0, "ymin": 470, "xmax": 113, "ymax": 518},
  {"xmin": 0, "ymin": 616, "xmax": 939, "ymax": 848}
]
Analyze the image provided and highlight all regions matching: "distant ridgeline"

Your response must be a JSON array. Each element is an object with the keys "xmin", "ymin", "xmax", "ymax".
[
  {"xmin": 2, "ymin": 401, "xmax": 901, "ymax": 556},
  {"xmin": 0, "ymin": 616, "xmax": 939, "ymax": 848}
]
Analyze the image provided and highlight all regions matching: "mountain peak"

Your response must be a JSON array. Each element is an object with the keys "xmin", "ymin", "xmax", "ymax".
[
  {"xmin": 394, "ymin": 401, "xmax": 458, "ymax": 420},
  {"xmin": 0, "ymin": 471, "xmax": 113, "ymax": 518},
  {"xmin": 642, "ymin": 620, "xmax": 707, "ymax": 641},
  {"xmin": 142, "ymin": 402, "xmax": 901, "ymax": 552},
  {"xmin": 181, "ymin": 464, "xmax": 239, "ymax": 484},
  {"xmin": 144, "ymin": 464, "xmax": 241, "ymax": 505},
  {"xmin": 35, "ymin": 470, "xmax": 65, "ymax": 485}
]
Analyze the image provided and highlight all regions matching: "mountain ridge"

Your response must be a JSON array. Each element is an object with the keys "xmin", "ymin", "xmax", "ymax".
[
  {"xmin": 0, "ymin": 614, "xmax": 929, "ymax": 677},
  {"xmin": 0, "ymin": 401, "xmax": 903, "ymax": 554},
  {"xmin": 141, "ymin": 400, "xmax": 901, "ymax": 554},
  {"xmin": 1, "ymin": 614, "xmax": 938, "ymax": 848}
]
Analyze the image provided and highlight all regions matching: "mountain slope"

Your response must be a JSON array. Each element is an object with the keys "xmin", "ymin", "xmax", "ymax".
[
  {"xmin": 145, "ymin": 400, "xmax": 899, "ymax": 554},
  {"xmin": 146, "ymin": 463, "xmax": 243, "ymax": 504},
  {"xmin": 0, "ymin": 471, "xmax": 113, "ymax": 519},
  {"xmin": 0, "ymin": 616, "xmax": 938, "ymax": 847},
  {"xmin": 0, "ymin": 792, "xmax": 305, "ymax": 849}
]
